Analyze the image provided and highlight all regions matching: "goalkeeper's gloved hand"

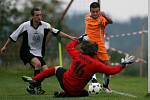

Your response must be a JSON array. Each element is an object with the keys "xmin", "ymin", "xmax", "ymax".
[
  {"xmin": 78, "ymin": 34, "xmax": 88, "ymax": 42},
  {"xmin": 121, "ymin": 55, "xmax": 135, "ymax": 67}
]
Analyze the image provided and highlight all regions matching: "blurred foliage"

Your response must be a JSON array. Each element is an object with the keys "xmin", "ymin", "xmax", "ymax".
[{"xmin": 0, "ymin": 0, "xmax": 62, "ymax": 39}]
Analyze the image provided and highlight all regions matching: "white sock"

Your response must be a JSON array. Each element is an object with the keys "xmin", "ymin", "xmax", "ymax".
[{"xmin": 92, "ymin": 74, "xmax": 97, "ymax": 80}]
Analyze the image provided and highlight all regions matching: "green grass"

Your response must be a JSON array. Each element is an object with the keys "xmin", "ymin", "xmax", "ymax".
[{"xmin": 0, "ymin": 67, "xmax": 149, "ymax": 100}]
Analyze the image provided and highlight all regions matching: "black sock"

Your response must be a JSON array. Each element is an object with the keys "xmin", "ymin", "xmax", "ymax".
[
  {"xmin": 103, "ymin": 79, "xmax": 109, "ymax": 88},
  {"xmin": 34, "ymin": 70, "xmax": 40, "ymax": 76}
]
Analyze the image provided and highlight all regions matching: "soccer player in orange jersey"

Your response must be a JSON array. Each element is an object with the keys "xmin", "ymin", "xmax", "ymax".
[{"xmin": 85, "ymin": 2, "xmax": 113, "ymax": 93}]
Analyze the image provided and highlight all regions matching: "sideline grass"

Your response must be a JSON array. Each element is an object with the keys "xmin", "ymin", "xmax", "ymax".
[{"xmin": 0, "ymin": 67, "xmax": 149, "ymax": 100}]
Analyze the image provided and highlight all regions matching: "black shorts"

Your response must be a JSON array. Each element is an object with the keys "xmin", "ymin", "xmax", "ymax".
[
  {"xmin": 20, "ymin": 52, "xmax": 46, "ymax": 66},
  {"xmin": 55, "ymin": 67, "xmax": 66, "ymax": 90}
]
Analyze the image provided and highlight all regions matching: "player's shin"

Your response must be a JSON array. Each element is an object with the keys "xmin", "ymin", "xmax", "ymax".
[
  {"xmin": 32, "ymin": 67, "xmax": 56, "ymax": 81},
  {"xmin": 102, "ymin": 74, "xmax": 112, "ymax": 93},
  {"xmin": 103, "ymin": 74, "xmax": 110, "ymax": 87}
]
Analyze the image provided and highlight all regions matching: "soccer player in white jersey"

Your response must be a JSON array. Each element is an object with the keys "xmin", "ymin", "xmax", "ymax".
[{"xmin": 0, "ymin": 7, "xmax": 76, "ymax": 95}]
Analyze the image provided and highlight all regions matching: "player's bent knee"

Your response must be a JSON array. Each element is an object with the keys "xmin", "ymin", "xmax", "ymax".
[
  {"xmin": 33, "ymin": 63, "xmax": 42, "ymax": 70},
  {"xmin": 31, "ymin": 58, "xmax": 41, "ymax": 67}
]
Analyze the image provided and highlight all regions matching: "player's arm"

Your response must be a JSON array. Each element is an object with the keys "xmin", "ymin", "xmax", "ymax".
[
  {"xmin": 1, "ymin": 23, "xmax": 25, "ymax": 54},
  {"xmin": 0, "ymin": 38, "xmax": 11, "ymax": 54},
  {"xmin": 50, "ymin": 27, "xmax": 76, "ymax": 41},
  {"xmin": 66, "ymin": 34, "xmax": 87, "ymax": 59},
  {"xmin": 100, "ymin": 11, "xmax": 113, "ymax": 24},
  {"xmin": 95, "ymin": 55, "xmax": 134, "ymax": 75},
  {"xmin": 95, "ymin": 61, "xmax": 124, "ymax": 75},
  {"xmin": 58, "ymin": 31, "xmax": 76, "ymax": 41},
  {"xmin": 66, "ymin": 40, "xmax": 80, "ymax": 58}
]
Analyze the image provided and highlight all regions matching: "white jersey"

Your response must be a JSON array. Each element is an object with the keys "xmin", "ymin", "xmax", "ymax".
[{"xmin": 9, "ymin": 20, "xmax": 59, "ymax": 57}]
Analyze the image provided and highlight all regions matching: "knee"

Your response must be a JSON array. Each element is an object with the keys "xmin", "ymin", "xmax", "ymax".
[
  {"xmin": 31, "ymin": 59, "xmax": 42, "ymax": 70},
  {"xmin": 34, "ymin": 62, "xmax": 41, "ymax": 70}
]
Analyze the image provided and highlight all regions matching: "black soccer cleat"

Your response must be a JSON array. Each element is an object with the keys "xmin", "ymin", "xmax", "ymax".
[
  {"xmin": 22, "ymin": 76, "xmax": 32, "ymax": 82},
  {"xmin": 54, "ymin": 91, "xmax": 66, "ymax": 98},
  {"xmin": 26, "ymin": 85, "xmax": 36, "ymax": 95},
  {"xmin": 36, "ymin": 86, "xmax": 45, "ymax": 95},
  {"xmin": 22, "ymin": 76, "xmax": 38, "ymax": 86}
]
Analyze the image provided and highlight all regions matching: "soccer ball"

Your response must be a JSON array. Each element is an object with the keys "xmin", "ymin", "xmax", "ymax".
[{"xmin": 88, "ymin": 83, "xmax": 102, "ymax": 94}]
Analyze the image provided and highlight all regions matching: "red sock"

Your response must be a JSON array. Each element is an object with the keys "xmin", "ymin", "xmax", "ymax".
[{"xmin": 32, "ymin": 67, "xmax": 55, "ymax": 81}]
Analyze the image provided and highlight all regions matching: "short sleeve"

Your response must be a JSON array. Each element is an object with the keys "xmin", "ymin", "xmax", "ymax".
[{"xmin": 9, "ymin": 23, "xmax": 25, "ymax": 42}]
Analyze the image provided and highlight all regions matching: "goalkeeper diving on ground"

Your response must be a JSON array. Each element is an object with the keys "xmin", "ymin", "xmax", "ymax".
[{"xmin": 22, "ymin": 34, "xmax": 135, "ymax": 97}]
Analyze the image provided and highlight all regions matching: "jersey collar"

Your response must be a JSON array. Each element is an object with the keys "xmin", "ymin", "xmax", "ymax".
[{"xmin": 30, "ymin": 19, "xmax": 42, "ymax": 29}]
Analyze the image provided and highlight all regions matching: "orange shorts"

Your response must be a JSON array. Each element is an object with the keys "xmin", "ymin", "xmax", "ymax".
[{"xmin": 96, "ymin": 52, "xmax": 109, "ymax": 61}]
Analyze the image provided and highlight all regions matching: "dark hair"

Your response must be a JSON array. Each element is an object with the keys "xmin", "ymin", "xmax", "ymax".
[
  {"xmin": 31, "ymin": 7, "xmax": 41, "ymax": 16},
  {"xmin": 81, "ymin": 41, "xmax": 98, "ymax": 57},
  {"xmin": 90, "ymin": 2, "xmax": 100, "ymax": 11}
]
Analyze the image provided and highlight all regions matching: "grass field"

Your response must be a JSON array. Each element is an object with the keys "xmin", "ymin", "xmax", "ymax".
[{"xmin": 0, "ymin": 66, "xmax": 149, "ymax": 100}]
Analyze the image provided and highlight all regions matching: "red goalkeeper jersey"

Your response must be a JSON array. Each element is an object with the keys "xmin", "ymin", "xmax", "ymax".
[{"xmin": 62, "ymin": 40, "xmax": 124, "ymax": 96}]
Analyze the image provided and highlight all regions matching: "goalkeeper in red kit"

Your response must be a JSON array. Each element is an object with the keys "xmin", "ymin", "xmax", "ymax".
[{"xmin": 22, "ymin": 35, "xmax": 134, "ymax": 97}]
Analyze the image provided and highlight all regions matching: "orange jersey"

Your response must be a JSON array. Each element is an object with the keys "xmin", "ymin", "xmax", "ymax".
[
  {"xmin": 85, "ymin": 14, "xmax": 108, "ymax": 52},
  {"xmin": 85, "ymin": 14, "xmax": 109, "ymax": 61}
]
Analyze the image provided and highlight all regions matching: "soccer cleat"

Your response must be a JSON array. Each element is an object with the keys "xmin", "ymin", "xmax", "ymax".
[
  {"xmin": 36, "ymin": 86, "xmax": 45, "ymax": 95},
  {"xmin": 22, "ymin": 76, "xmax": 37, "ymax": 95},
  {"xmin": 22, "ymin": 76, "xmax": 38, "ymax": 86},
  {"xmin": 54, "ymin": 91, "xmax": 61, "ymax": 97},
  {"xmin": 22, "ymin": 76, "xmax": 32, "ymax": 82},
  {"xmin": 26, "ymin": 85, "xmax": 36, "ymax": 95},
  {"xmin": 103, "ymin": 87, "xmax": 112, "ymax": 93},
  {"xmin": 103, "ymin": 85, "xmax": 112, "ymax": 93},
  {"xmin": 54, "ymin": 91, "xmax": 66, "ymax": 98},
  {"xmin": 22, "ymin": 76, "xmax": 45, "ymax": 95}
]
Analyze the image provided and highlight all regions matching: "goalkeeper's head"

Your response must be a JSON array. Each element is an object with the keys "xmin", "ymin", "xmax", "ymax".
[{"xmin": 80, "ymin": 40, "xmax": 98, "ymax": 57}]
